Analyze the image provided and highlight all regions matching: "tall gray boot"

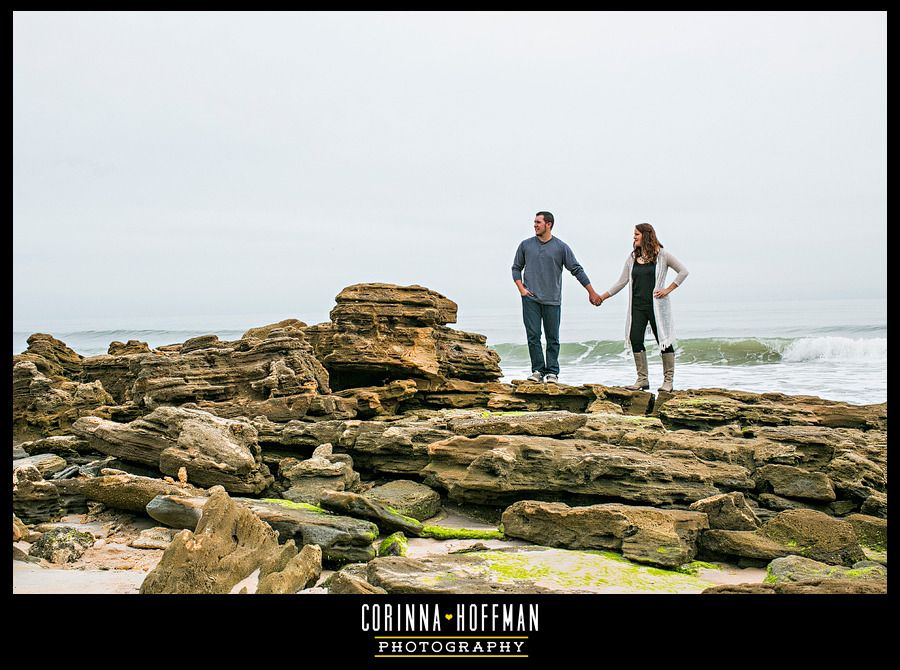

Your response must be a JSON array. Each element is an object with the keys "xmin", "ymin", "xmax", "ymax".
[
  {"xmin": 625, "ymin": 351, "xmax": 649, "ymax": 390},
  {"xmin": 658, "ymin": 352, "xmax": 676, "ymax": 392}
]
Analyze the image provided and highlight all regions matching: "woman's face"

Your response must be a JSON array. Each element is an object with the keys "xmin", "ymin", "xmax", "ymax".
[{"xmin": 633, "ymin": 229, "xmax": 642, "ymax": 247}]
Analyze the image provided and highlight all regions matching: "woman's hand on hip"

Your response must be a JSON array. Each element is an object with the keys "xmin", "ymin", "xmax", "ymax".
[{"xmin": 653, "ymin": 288, "xmax": 671, "ymax": 299}]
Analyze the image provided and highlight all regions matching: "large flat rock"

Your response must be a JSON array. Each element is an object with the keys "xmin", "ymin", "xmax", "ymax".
[
  {"xmin": 422, "ymin": 434, "xmax": 753, "ymax": 506},
  {"xmin": 366, "ymin": 546, "xmax": 718, "ymax": 594}
]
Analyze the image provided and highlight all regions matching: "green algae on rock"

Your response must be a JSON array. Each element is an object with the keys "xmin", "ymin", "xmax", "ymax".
[
  {"xmin": 420, "ymin": 525, "xmax": 504, "ymax": 540},
  {"xmin": 379, "ymin": 531, "xmax": 409, "ymax": 557},
  {"xmin": 366, "ymin": 546, "xmax": 717, "ymax": 594}
]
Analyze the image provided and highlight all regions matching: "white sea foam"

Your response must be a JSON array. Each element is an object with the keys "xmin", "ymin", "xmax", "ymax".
[{"xmin": 780, "ymin": 336, "xmax": 886, "ymax": 363}]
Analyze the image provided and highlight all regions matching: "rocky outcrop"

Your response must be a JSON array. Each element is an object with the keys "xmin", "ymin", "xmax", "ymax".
[
  {"xmin": 71, "ymin": 407, "xmax": 273, "ymax": 494},
  {"xmin": 13, "ymin": 359, "xmax": 114, "ymax": 441},
  {"xmin": 304, "ymin": 283, "xmax": 503, "ymax": 389},
  {"xmin": 654, "ymin": 389, "xmax": 886, "ymax": 431},
  {"xmin": 252, "ymin": 416, "xmax": 456, "ymax": 476},
  {"xmin": 146, "ymin": 494, "xmax": 378, "ymax": 566},
  {"xmin": 422, "ymin": 434, "xmax": 753, "ymax": 506},
  {"xmin": 78, "ymin": 326, "xmax": 346, "ymax": 423},
  {"xmin": 141, "ymin": 487, "xmax": 283, "ymax": 594},
  {"xmin": 501, "ymin": 500, "xmax": 709, "ymax": 568},
  {"xmin": 403, "ymin": 379, "xmax": 651, "ymax": 416},
  {"xmin": 571, "ymin": 415, "xmax": 885, "ymax": 516},
  {"xmin": 362, "ymin": 480, "xmax": 441, "ymax": 521}
]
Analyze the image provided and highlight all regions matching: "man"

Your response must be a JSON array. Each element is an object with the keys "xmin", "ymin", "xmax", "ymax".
[{"xmin": 512, "ymin": 211, "xmax": 602, "ymax": 383}]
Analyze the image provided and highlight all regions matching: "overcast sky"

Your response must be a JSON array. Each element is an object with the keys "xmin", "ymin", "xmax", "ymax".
[{"xmin": 13, "ymin": 11, "xmax": 886, "ymax": 332}]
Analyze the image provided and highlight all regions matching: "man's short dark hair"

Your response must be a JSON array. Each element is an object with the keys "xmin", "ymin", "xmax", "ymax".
[{"xmin": 536, "ymin": 211, "xmax": 554, "ymax": 228}]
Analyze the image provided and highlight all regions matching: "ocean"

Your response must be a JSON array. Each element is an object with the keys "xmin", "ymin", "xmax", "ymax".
[{"xmin": 12, "ymin": 297, "xmax": 886, "ymax": 406}]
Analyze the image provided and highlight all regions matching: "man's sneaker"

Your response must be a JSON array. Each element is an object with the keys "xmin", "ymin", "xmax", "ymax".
[
  {"xmin": 526, "ymin": 371, "xmax": 543, "ymax": 383},
  {"xmin": 543, "ymin": 374, "xmax": 559, "ymax": 383}
]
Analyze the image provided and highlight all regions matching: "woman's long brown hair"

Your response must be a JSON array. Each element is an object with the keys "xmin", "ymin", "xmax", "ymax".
[{"xmin": 632, "ymin": 223, "xmax": 663, "ymax": 262}]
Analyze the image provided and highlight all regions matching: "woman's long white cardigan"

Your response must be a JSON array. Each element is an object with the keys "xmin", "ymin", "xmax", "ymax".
[{"xmin": 607, "ymin": 249, "xmax": 689, "ymax": 353}]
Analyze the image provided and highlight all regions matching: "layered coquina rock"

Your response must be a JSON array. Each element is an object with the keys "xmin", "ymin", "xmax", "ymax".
[{"xmin": 303, "ymin": 283, "xmax": 503, "ymax": 389}]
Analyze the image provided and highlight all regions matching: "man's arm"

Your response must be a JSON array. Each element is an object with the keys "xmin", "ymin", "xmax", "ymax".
[
  {"xmin": 562, "ymin": 243, "xmax": 602, "ymax": 305},
  {"xmin": 512, "ymin": 243, "xmax": 532, "ymax": 297}
]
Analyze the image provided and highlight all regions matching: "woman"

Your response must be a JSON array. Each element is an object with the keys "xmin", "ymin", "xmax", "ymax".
[{"xmin": 596, "ymin": 223, "xmax": 689, "ymax": 392}]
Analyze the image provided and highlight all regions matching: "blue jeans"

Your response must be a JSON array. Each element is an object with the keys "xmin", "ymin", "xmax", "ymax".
[{"xmin": 522, "ymin": 297, "xmax": 561, "ymax": 375}]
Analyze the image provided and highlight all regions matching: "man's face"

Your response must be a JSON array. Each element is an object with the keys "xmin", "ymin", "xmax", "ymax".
[{"xmin": 534, "ymin": 215, "xmax": 550, "ymax": 236}]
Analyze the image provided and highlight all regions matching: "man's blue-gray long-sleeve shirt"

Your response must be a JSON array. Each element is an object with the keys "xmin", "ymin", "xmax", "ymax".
[{"xmin": 511, "ymin": 236, "xmax": 591, "ymax": 305}]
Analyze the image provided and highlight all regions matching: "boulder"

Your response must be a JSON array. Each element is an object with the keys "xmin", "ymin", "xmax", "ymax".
[
  {"xmin": 378, "ymin": 532, "xmax": 409, "ymax": 557},
  {"xmin": 689, "ymin": 492, "xmax": 760, "ymax": 530},
  {"xmin": 362, "ymin": 480, "xmax": 442, "ymax": 521},
  {"xmin": 256, "ymin": 543, "xmax": 322, "ymax": 594},
  {"xmin": 140, "ymin": 487, "xmax": 283, "ymax": 594},
  {"xmin": 765, "ymin": 555, "xmax": 886, "ymax": 584},
  {"xmin": 146, "ymin": 494, "xmax": 378, "ymax": 566},
  {"xmin": 366, "ymin": 546, "xmax": 716, "ymax": 594},
  {"xmin": 130, "ymin": 527, "xmax": 180, "ymax": 550},
  {"xmin": 701, "ymin": 509, "xmax": 866, "ymax": 567},
  {"xmin": 844, "ymin": 514, "xmax": 886, "ymax": 551},
  {"xmin": 860, "ymin": 492, "xmax": 887, "ymax": 519},
  {"xmin": 327, "ymin": 569, "xmax": 388, "ymax": 594},
  {"xmin": 71, "ymin": 407, "xmax": 273, "ymax": 494},
  {"xmin": 336, "ymin": 380, "xmax": 419, "ymax": 418},
  {"xmin": 761, "ymin": 509, "xmax": 866, "ymax": 566},
  {"xmin": 14, "ymin": 465, "xmax": 65, "ymax": 524},
  {"xmin": 319, "ymin": 490, "xmax": 424, "ymax": 536},
  {"xmin": 13, "ymin": 514, "xmax": 28, "ymax": 542},
  {"xmin": 755, "ymin": 464, "xmax": 836, "ymax": 501},
  {"xmin": 13, "ymin": 354, "xmax": 114, "ymax": 441},
  {"xmin": 13, "ymin": 454, "xmax": 68, "ymax": 478},
  {"xmin": 276, "ymin": 443, "xmax": 360, "ymax": 504},
  {"xmin": 28, "ymin": 526, "xmax": 95, "ymax": 563},
  {"xmin": 51, "ymin": 473, "xmax": 200, "ymax": 514},
  {"xmin": 19, "ymin": 435, "xmax": 92, "ymax": 458},
  {"xmin": 501, "ymin": 500, "xmax": 708, "ymax": 568}
]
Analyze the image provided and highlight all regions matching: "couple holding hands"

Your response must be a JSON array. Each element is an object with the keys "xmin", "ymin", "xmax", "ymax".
[{"xmin": 512, "ymin": 211, "xmax": 689, "ymax": 392}]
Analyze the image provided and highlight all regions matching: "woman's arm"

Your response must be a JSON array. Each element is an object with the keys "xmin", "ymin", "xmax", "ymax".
[
  {"xmin": 654, "ymin": 251, "xmax": 689, "ymax": 298},
  {"xmin": 598, "ymin": 257, "xmax": 631, "ymax": 303}
]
